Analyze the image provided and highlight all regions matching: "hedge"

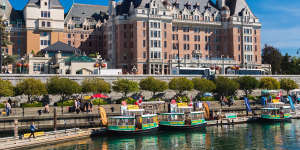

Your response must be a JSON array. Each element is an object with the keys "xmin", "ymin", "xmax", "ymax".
[
  {"xmin": 21, "ymin": 101, "xmax": 43, "ymax": 107},
  {"xmin": 92, "ymin": 99, "xmax": 108, "ymax": 105},
  {"xmin": 57, "ymin": 100, "xmax": 75, "ymax": 107}
]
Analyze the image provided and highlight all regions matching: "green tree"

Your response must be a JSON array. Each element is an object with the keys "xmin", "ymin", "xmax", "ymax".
[
  {"xmin": 262, "ymin": 45, "xmax": 282, "ymax": 74},
  {"xmin": 259, "ymin": 77, "xmax": 280, "ymax": 90},
  {"xmin": 169, "ymin": 77, "xmax": 193, "ymax": 95},
  {"xmin": 192, "ymin": 78, "xmax": 216, "ymax": 95},
  {"xmin": 47, "ymin": 77, "xmax": 81, "ymax": 102},
  {"xmin": 112, "ymin": 79, "xmax": 139, "ymax": 97},
  {"xmin": 0, "ymin": 18, "xmax": 11, "ymax": 72},
  {"xmin": 215, "ymin": 77, "xmax": 239, "ymax": 97},
  {"xmin": 237, "ymin": 76, "xmax": 259, "ymax": 97},
  {"xmin": 139, "ymin": 77, "xmax": 168, "ymax": 96},
  {"xmin": 280, "ymin": 78, "xmax": 298, "ymax": 94},
  {"xmin": 15, "ymin": 78, "xmax": 47, "ymax": 102},
  {"xmin": 81, "ymin": 78, "xmax": 111, "ymax": 94},
  {"xmin": 0, "ymin": 78, "xmax": 14, "ymax": 97}
]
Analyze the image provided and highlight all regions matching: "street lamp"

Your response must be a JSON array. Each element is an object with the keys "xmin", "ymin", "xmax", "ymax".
[{"xmin": 221, "ymin": 55, "xmax": 225, "ymax": 75}]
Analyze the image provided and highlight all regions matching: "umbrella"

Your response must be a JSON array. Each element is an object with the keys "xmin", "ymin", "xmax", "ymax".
[
  {"xmin": 203, "ymin": 93, "xmax": 213, "ymax": 97},
  {"xmin": 92, "ymin": 94, "xmax": 108, "ymax": 99}
]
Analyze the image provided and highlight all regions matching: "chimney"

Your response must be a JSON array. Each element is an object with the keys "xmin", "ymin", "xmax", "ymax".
[{"xmin": 217, "ymin": 0, "xmax": 225, "ymax": 9}]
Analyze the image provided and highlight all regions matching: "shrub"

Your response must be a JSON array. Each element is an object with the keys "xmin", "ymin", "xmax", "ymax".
[
  {"xmin": 215, "ymin": 77, "xmax": 239, "ymax": 97},
  {"xmin": 123, "ymin": 97, "xmax": 136, "ymax": 104},
  {"xmin": 174, "ymin": 96, "xmax": 190, "ymax": 102},
  {"xmin": 259, "ymin": 77, "xmax": 280, "ymax": 90},
  {"xmin": 169, "ymin": 77, "xmax": 193, "ymax": 95},
  {"xmin": 192, "ymin": 78, "xmax": 216, "ymax": 95},
  {"xmin": 112, "ymin": 79, "xmax": 139, "ymax": 97},
  {"xmin": 140, "ymin": 77, "xmax": 168, "ymax": 95},
  {"xmin": 200, "ymin": 97, "xmax": 216, "ymax": 101},
  {"xmin": 237, "ymin": 76, "xmax": 259, "ymax": 97},
  {"xmin": 21, "ymin": 101, "xmax": 43, "ymax": 107},
  {"xmin": 92, "ymin": 99, "xmax": 108, "ymax": 105},
  {"xmin": 82, "ymin": 78, "xmax": 111, "ymax": 94},
  {"xmin": 47, "ymin": 77, "xmax": 81, "ymax": 101},
  {"xmin": 15, "ymin": 78, "xmax": 47, "ymax": 102},
  {"xmin": 57, "ymin": 100, "xmax": 74, "ymax": 107},
  {"xmin": 280, "ymin": 78, "xmax": 298, "ymax": 94},
  {"xmin": 0, "ymin": 103, "xmax": 4, "ymax": 108},
  {"xmin": 0, "ymin": 79, "xmax": 14, "ymax": 97}
]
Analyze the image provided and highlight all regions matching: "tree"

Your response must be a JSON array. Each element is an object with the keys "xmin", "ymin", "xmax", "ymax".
[
  {"xmin": 237, "ymin": 76, "xmax": 259, "ymax": 97},
  {"xmin": 259, "ymin": 77, "xmax": 280, "ymax": 90},
  {"xmin": 139, "ymin": 77, "xmax": 168, "ymax": 96},
  {"xmin": 15, "ymin": 78, "xmax": 47, "ymax": 102},
  {"xmin": 47, "ymin": 77, "xmax": 82, "ymax": 99},
  {"xmin": 0, "ymin": 18, "xmax": 10, "ymax": 72},
  {"xmin": 82, "ymin": 78, "xmax": 111, "ymax": 94},
  {"xmin": 0, "ymin": 78, "xmax": 14, "ymax": 97},
  {"xmin": 215, "ymin": 77, "xmax": 239, "ymax": 97},
  {"xmin": 112, "ymin": 79, "xmax": 139, "ymax": 97},
  {"xmin": 192, "ymin": 78, "xmax": 216, "ymax": 95},
  {"xmin": 262, "ymin": 45, "xmax": 282, "ymax": 74},
  {"xmin": 280, "ymin": 78, "xmax": 298, "ymax": 94},
  {"xmin": 169, "ymin": 77, "xmax": 193, "ymax": 95}
]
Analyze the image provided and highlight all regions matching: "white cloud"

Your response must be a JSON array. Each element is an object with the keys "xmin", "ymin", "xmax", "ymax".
[{"xmin": 262, "ymin": 27, "xmax": 300, "ymax": 50}]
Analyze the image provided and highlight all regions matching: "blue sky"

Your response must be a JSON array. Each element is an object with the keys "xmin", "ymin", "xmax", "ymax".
[{"xmin": 8, "ymin": 0, "xmax": 300, "ymax": 56}]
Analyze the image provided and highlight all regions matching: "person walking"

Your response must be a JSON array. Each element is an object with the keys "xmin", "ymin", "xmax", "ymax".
[
  {"xmin": 29, "ymin": 122, "xmax": 37, "ymax": 139},
  {"xmin": 5, "ymin": 101, "xmax": 11, "ymax": 116}
]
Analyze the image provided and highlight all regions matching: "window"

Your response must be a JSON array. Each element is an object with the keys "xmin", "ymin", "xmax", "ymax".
[
  {"xmin": 47, "ymin": 22, "xmax": 51, "ymax": 27},
  {"xmin": 173, "ymin": 43, "xmax": 179, "ymax": 50},
  {"xmin": 183, "ymin": 27, "xmax": 189, "ymax": 32},
  {"xmin": 184, "ymin": 44, "xmax": 190, "ymax": 50},
  {"xmin": 81, "ymin": 34, "xmax": 84, "ymax": 39},
  {"xmin": 143, "ymin": 52, "xmax": 146, "ymax": 58},
  {"xmin": 183, "ymin": 35, "xmax": 189, "ymax": 41},
  {"xmin": 143, "ymin": 22, "xmax": 146, "ymax": 28},
  {"xmin": 143, "ymin": 30, "xmax": 146, "ymax": 37},
  {"xmin": 164, "ymin": 32, "xmax": 167, "ymax": 38},
  {"xmin": 68, "ymin": 34, "xmax": 71, "ymax": 38},
  {"xmin": 42, "ymin": 21, "xmax": 45, "ymax": 27},
  {"xmin": 45, "ymin": 2, "xmax": 47, "ymax": 6},
  {"xmin": 68, "ymin": 41, "xmax": 71, "ymax": 46},
  {"xmin": 164, "ymin": 52, "xmax": 167, "ymax": 59},
  {"xmin": 164, "ymin": 41, "xmax": 167, "ymax": 48},
  {"xmin": 164, "ymin": 23, "xmax": 167, "ymax": 29}
]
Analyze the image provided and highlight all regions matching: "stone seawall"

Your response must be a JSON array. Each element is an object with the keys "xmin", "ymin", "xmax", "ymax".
[{"xmin": 1, "ymin": 74, "xmax": 300, "ymax": 85}]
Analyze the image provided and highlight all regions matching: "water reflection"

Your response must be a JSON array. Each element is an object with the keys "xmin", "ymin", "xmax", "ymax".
[{"xmin": 30, "ymin": 120, "xmax": 300, "ymax": 150}]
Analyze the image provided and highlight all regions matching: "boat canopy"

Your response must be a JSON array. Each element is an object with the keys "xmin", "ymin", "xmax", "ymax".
[
  {"xmin": 160, "ymin": 113, "xmax": 184, "ymax": 115},
  {"xmin": 142, "ymin": 114, "xmax": 157, "ymax": 118},
  {"xmin": 110, "ymin": 116, "xmax": 135, "ymax": 119},
  {"xmin": 261, "ymin": 108, "xmax": 280, "ymax": 110},
  {"xmin": 190, "ymin": 111, "xmax": 205, "ymax": 114}
]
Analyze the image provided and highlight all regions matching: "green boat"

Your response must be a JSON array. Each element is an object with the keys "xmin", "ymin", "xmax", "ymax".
[
  {"xmin": 107, "ymin": 108, "xmax": 159, "ymax": 135},
  {"xmin": 260, "ymin": 103, "xmax": 292, "ymax": 122},
  {"xmin": 159, "ymin": 105, "xmax": 206, "ymax": 130}
]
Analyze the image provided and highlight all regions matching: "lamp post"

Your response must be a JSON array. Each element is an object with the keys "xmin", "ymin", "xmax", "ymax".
[
  {"xmin": 0, "ymin": 52, "xmax": 3, "ymax": 73},
  {"xmin": 21, "ymin": 57, "xmax": 24, "ymax": 74},
  {"xmin": 132, "ymin": 65, "xmax": 137, "ymax": 74},
  {"xmin": 221, "ymin": 55, "xmax": 225, "ymax": 75},
  {"xmin": 98, "ymin": 54, "xmax": 103, "ymax": 75}
]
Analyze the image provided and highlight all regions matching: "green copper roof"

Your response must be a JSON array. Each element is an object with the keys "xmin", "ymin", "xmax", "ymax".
[{"xmin": 65, "ymin": 56, "xmax": 96, "ymax": 63}]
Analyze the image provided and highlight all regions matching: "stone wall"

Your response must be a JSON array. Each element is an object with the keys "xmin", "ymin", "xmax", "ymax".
[{"xmin": 1, "ymin": 74, "xmax": 300, "ymax": 85}]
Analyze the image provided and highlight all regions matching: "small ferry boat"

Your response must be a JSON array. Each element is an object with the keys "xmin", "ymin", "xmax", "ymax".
[
  {"xmin": 260, "ymin": 102, "xmax": 292, "ymax": 122},
  {"xmin": 107, "ymin": 104, "xmax": 159, "ymax": 135},
  {"xmin": 159, "ymin": 102, "xmax": 206, "ymax": 130}
]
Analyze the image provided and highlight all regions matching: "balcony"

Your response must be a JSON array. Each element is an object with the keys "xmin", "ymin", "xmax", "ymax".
[{"xmin": 38, "ymin": 19, "xmax": 54, "ymax": 31}]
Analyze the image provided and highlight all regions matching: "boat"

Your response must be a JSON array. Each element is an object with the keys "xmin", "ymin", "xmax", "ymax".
[
  {"xmin": 107, "ymin": 104, "xmax": 159, "ymax": 135},
  {"xmin": 260, "ymin": 102, "xmax": 292, "ymax": 122},
  {"xmin": 159, "ymin": 101, "xmax": 206, "ymax": 130}
]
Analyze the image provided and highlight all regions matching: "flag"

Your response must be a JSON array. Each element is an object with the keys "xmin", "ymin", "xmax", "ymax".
[
  {"xmin": 244, "ymin": 97, "xmax": 252, "ymax": 112},
  {"xmin": 288, "ymin": 96, "xmax": 295, "ymax": 111}
]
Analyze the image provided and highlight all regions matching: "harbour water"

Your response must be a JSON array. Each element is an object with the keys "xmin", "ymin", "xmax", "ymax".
[{"xmin": 30, "ymin": 120, "xmax": 300, "ymax": 150}]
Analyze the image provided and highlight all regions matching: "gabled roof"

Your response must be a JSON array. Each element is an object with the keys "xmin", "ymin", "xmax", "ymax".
[
  {"xmin": 65, "ymin": 3, "xmax": 108, "ymax": 25},
  {"xmin": 65, "ymin": 56, "xmax": 96, "ymax": 63},
  {"xmin": 26, "ymin": 0, "xmax": 63, "ymax": 9},
  {"xmin": 226, "ymin": 0, "xmax": 255, "ymax": 17},
  {"xmin": 41, "ymin": 41, "xmax": 81, "ymax": 54}
]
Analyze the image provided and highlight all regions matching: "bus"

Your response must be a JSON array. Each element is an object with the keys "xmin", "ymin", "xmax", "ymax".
[
  {"xmin": 227, "ymin": 69, "xmax": 265, "ymax": 75},
  {"xmin": 171, "ymin": 67, "xmax": 215, "ymax": 79}
]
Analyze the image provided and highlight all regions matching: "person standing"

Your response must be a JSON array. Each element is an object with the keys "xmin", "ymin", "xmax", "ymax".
[
  {"xmin": 5, "ymin": 101, "xmax": 11, "ymax": 116},
  {"xmin": 29, "ymin": 122, "xmax": 37, "ymax": 139}
]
